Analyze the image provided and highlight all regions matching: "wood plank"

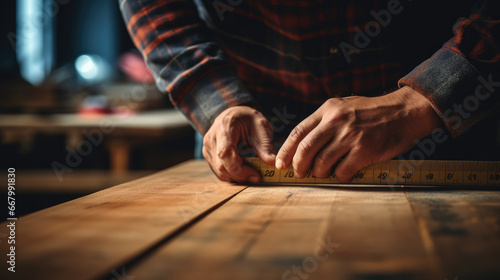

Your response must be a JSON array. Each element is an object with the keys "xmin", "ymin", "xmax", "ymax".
[
  {"xmin": 0, "ymin": 110, "xmax": 192, "ymax": 139},
  {"xmin": 128, "ymin": 187, "xmax": 439, "ymax": 280},
  {"xmin": 0, "ymin": 110, "xmax": 190, "ymax": 130},
  {"xmin": 0, "ymin": 160, "xmax": 245, "ymax": 280},
  {"xmin": 407, "ymin": 190, "xmax": 500, "ymax": 280}
]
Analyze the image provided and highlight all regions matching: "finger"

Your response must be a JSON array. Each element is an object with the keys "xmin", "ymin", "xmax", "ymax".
[
  {"xmin": 250, "ymin": 118, "xmax": 277, "ymax": 166},
  {"xmin": 214, "ymin": 165, "xmax": 232, "ymax": 182},
  {"xmin": 276, "ymin": 114, "xmax": 321, "ymax": 170},
  {"xmin": 202, "ymin": 133, "xmax": 217, "ymax": 173},
  {"xmin": 215, "ymin": 128, "xmax": 261, "ymax": 183},
  {"xmin": 231, "ymin": 164, "xmax": 262, "ymax": 184},
  {"xmin": 312, "ymin": 139, "xmax": 351, "ymax": 178},
  {"xmin": 203, "ymin": 145, "xmax": 231, "ymax": 182},
  {"xmin": 334, "ymin": 148, "xmax": 371, "ymax": 183},
  {"xmin": 292, "ymin": 123, "xmax": 335, "ymax": 178},
  {"xmin": 216, "ymin": 128, "xmax": 243, "ymax": 176},
  {"xmin": 211, "ymin": 150, "xmax": 260, "ymax": 183}
]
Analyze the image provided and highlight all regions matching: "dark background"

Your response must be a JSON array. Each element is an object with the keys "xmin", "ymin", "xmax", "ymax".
[{"xmin": 0, "ymin": 0, "xmax": 195, "ymax": 219}]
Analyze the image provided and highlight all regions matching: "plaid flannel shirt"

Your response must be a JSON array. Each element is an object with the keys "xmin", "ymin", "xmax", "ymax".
[{"xmin": 120, "ymin": 0, "xmax": 500, "ymax": 137}]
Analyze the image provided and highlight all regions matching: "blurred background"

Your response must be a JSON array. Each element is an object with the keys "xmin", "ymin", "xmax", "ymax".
[
  {"xmin": 0, "ymin": 0, "xmax": 195, "ymax": 218},
  {"xmin": 1, "ymin": 0, "xmax": 499, "ymax": 220}
]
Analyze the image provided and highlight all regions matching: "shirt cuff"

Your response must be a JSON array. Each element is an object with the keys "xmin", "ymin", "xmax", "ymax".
[
  {"xmin": 398, "ymin": 47, "xmax": 498, "ymax": 138},
  {"xmin": 173, "ymin": 67, "xmax": 258, "ymax": 134}
]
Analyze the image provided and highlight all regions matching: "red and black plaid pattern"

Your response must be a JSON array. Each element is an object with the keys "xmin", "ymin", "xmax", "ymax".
[{"xmin": 120, "ymin": 0, "xmax": 499, "ymax": 136}]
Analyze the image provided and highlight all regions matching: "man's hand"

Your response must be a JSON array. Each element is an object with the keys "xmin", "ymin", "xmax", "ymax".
[
  {"xmin": 275, "ymin": 86, "xmax": 443, "ymax": 182},
  {"xmin": 203, "ymin": 106, "xmax": 277, "ymax": 183}
]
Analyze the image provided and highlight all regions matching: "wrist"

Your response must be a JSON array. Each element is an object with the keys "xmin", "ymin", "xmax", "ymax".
[{"xmin": 386, "ymin": 86, "xmax": 444, "ymax": 138}]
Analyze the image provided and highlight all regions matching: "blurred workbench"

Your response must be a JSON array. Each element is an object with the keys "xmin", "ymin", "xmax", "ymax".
[
  {"xmin": 1, "ymin": 160, "xmax": 499, "ymax": 280},
  {"xmin": 0, "ymin": 109, "xmax": 192, "ymax": 174}
]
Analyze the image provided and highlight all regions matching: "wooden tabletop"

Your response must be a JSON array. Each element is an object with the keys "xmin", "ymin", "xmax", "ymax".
[
  {"xmin": 0, "ymin": 110, "xmax": 190, "ymax": 131},
  {"xmin": 1, "ymin": 160, "xmax": 499, "ymax": 280}
]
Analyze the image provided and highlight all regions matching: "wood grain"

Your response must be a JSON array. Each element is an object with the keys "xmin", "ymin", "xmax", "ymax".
[
  {"xmin": 407, "ymin": 190, "xmax": 500, "ymax": 280},
  {"xmin": 128, "ymin": 187, "xmax": 441, "ymax": 280},
  {"xmin": 2, "ymin": 160, "xmax": 499, "ymax": 280},
  {"xmin": 0, "ymin": 160, "xmax": 245, "ymax": 280}
]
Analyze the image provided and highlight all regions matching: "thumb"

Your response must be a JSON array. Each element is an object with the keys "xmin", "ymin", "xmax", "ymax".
[{"xmin": 250, "ymin": 119, "xmax": 277, "ymax": 166}]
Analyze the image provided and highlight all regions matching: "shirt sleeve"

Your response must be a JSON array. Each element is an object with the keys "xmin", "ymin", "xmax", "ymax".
[
  {"xmin": 119, "ymin": 0, "xmax": 257, "ymax": 134},
  {"xmin": 398, "ymin": 0, "xmax": 500, "ymax": 137}
]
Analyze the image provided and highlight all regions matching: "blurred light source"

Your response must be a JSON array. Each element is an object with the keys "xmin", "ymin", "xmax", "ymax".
[
  {"xmin": 74, "ymin": 54, "xmax": 111, "ymax": 84},
  {"xmin": 75, "ymin": 55, "xmax": 98, "ymax": 80},
  {"xmin": 17, "ymin": 0, "xmax": 54, "ymax": 85}
]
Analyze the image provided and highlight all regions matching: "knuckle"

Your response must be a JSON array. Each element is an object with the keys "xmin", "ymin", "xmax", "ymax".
[
  {"xmin": 202, "ymin": 134, "xmax": 212, "ymax": 147},
  {"xmin": 278, "ymin": 145, "xmax": 291, "ymax": 158},
  {"xmin": 290, "ymin": 125, "xmax": 304, "ymax": 140},
  {"xmin": 335, "ymin": 173, "xmax": 349, "ymax": 183},
  {"xmin": 327, "ymin": 109, "xmax": 351, "ymax": 125},
  {"xmin": 313, "ymin": 166, "xmax": 330, "ymax": 179},
  {"xmin": 216, "ymin": 163, "xmax": 226, "ymax": 173},
  {"xmin": 221, "ymin": 114, "xmax": 235, "ymax": 126},
  {"xmin": 293, "ymin": 165, "xmax": 308, "ymax": 179},
  {"xmin": 336, "ymin": 164, "xmax": 360, "ymax": 183},
  {"xmin": 294, "ymin": 170, "xmax": 306, "ymax": 179},
  {"xmin": 256, "ymin": 119, "xmax": 270, "ymax": 129},
  {"xmin": 264, "ymin": 118, "xmax": 273, "ymax": 129},
  {"xmin": 324, "ymin": 98, "xmax": 344, "ymax": 111},
  {"xmin": 314, "ymin": 153, "xmax": 329, "ymax": 168},
  {"xmin": 325, "ymin": 98, "xmax": 338, "ymax": 107},
  {"xmin": 298, "ymin": 139, "xmax": 313, "ymax": 155},
  {"xmin": 227, "ymin": 161, "xmax": 242, "ymax": 175},
  {"xmin": 255, "ymin": 137, "xmax": 273, "ymax": 149},
  {"xmin": 335, "ymin": 168, "xmax": 352, "ymax": 182},
  {"xmin": 217, "ymin": 146, "xmax": 233, "ymax": 159},
  {"xmin": 291, "ymin": 157, "xmax": 301, "ymax": 170}
]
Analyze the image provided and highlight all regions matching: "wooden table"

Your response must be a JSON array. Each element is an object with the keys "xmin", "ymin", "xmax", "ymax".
[
  {"xmin": 0, "ymin": 110, "xmax": 192, "ymax": 174},
  {"xmin": 1, "ymin": 160, "xmax": 499, "ymax": 280}
]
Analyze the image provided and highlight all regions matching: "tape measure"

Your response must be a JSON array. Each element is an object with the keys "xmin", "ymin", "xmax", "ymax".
[{"xmin": 243, "ymin": 157, "xmax": 500, "ymax": 187}]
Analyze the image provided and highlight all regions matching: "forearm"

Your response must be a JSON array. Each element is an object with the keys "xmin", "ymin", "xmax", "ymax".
[
  {"xmin": 398, "ymin": 0, "xmax": 500, "ymax": 137},
  {"xmin": 119, "ymin": 0, "xmax": 257, "ymax": 134}
]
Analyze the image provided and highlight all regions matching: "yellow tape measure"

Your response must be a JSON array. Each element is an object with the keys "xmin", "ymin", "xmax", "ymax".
[{"xmin": 244, "ymin": 157, "xmax": 500, "ymax": 187}]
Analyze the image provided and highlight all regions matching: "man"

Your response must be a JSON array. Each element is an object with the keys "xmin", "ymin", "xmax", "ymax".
[{"xmin": 120, "ymin": 0, "xmax": 499, "ymax": 183}]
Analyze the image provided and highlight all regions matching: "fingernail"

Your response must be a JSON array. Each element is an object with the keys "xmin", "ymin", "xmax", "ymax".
[
  {"xmin": 249, "ymin": 176, "xmax": 259, "ymax": 184},
  {"xmin": 276, "ymin": 158, "xmax": 284, "ymax": 170}
]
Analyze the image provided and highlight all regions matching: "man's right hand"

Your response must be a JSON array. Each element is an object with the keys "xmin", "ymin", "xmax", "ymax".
[{"xmin": 202, "ymin": 106, "xmax": 277, "ymax": 183}]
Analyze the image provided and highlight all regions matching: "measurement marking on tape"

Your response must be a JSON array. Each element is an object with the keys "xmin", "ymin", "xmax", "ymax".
[{"xmin": 243, "ymin": 157, "xmax": 500, "ymax": 187}]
